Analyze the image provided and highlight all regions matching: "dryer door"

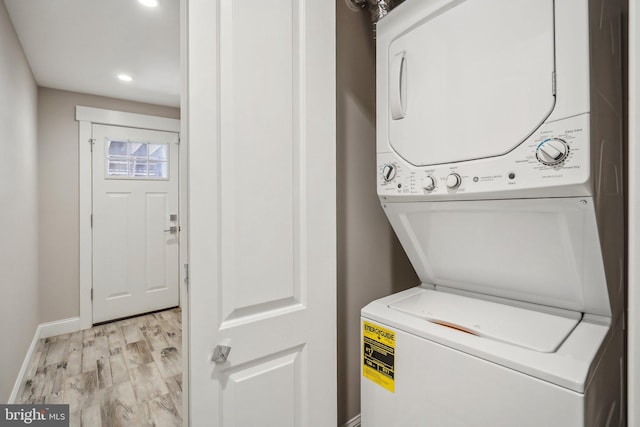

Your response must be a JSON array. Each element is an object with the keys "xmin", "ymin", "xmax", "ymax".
[{"xmin": 387, "ymin": 0, "xmax": 555, "ymax": 166}]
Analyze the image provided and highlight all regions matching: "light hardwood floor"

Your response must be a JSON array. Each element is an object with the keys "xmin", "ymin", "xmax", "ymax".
[{"xmin": 16, "ymin": 308, "xmax": 182, "ymax": 427}]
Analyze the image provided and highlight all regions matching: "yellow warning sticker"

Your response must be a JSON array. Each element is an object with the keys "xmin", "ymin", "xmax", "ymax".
[{"xmin": 362, "ymin": 321, "xmax": 395, "ymax": 393}]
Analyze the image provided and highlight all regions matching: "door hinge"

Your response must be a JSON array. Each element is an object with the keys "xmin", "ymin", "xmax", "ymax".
[
  {"xmin": 91, "ymin": 288, "xmax": 93, "ymax": 301},
  {"xmin": 89, "ymin": 138, "xmax": 95, "ymax": 152},
  {"xmin": 552, "ymin": 72, "xmax": 556, "ymax": 96},
  {"xmin": 184, "ymin": 263, "xmax": 190, "ymax": 290},
  {"xmin": 90, "ymin": 214, "xmax": 93, "ymax": 227}
]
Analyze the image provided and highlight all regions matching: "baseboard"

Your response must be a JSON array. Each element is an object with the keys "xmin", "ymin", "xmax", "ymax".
[
  {"xmin": 343, "ymin": 414, "xmax": 361, "ymax": 427},
  {"xmin": 8, "ymin": 325, "xmax": 40, "ymax": 403},
  {"xmin": 39, "ymin": 317, "xmax": 80, "ymax": 339},
  {"xmin": 8, "ymin": 317, "xmax": 81, "ymax": 403}
]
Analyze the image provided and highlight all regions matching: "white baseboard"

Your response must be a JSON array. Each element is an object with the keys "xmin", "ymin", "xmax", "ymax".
[
  {"xmin": 39, "ymin": 317, "xmax": 80, "ymax": 339},
  {"xmin": 343, "ymin": 414, "xmax": 361, "ymax": 427},
  {"xmin": 8, "ymin": 326, "xmax": 40, "ymax": 403},
  {"xmin": 8, "ymin": 317, "xmax": 81, "ymax": 403}
]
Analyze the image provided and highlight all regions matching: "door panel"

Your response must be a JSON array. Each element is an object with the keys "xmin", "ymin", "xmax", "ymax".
[
  {"xmin": 187, "ymin": 0, "xmax": 336, "ymax": 425},
  {"xmin": 222, "ymin": 349, "xmax": 301, "ymax": 426},
  {"xmin": 387, "ymin": 0, "xmax": 555, "ymax": 166},
  {"xmin": 219, "ymin": 0, "xmax": 299, "ymax": 322},
  {"xmin": 92, "ymin": 124, "xmax": 179, "ymax": 323}
]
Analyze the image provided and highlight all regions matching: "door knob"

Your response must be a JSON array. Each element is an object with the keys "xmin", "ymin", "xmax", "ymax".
[
  {"xmin": 164, "ymin": 226, "xmax": 178, "ymax": 233},
  {"xmin": 212, "ymin": 345, "xmax": 231, "ymax": 364}
]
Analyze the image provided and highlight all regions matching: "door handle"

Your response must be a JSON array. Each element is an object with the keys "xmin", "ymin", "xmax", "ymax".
[
  {"xmin": 390, "ymin": 51, "xmax": 407, "ymax": 120},
  {"xmin": 164, "ymin": 226, "xmax": 178, "ymax": 233},
  {"xmin": 212, "ymin": 345, "xmax": 231, "ymax": 364}
]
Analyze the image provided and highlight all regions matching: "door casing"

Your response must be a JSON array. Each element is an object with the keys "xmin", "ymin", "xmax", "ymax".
[{"xmin": 76, "ymin": 106, "xmax": 184, "ymax": 330}]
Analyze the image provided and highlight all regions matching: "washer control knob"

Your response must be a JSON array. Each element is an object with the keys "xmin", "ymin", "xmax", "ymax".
[
  {"xmin": 423, "ymin": 176, "xmax": 436, "ymax": 192},
  {"xmin": 536, "ymin": 138, "xmax": 569, "ymax": 166},
  {"xmin": 382, "ymin": 164, "xmax": 396, "ymax": 182},
  {"xmin": 446, "ymin": 173, "xmax": 461, "ymax": 189}
]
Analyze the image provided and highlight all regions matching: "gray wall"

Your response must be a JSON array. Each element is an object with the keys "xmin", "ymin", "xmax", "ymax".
[
  {"xmin": 37, "ymin": 87, "xmax": 180, "ymax": 323},
  {"xmin": 0, "ymin": 1, "xmax": 39, "ymax": 402},
  {"xmin": 336, "ymin": 2, "xmax": 418, "ymax": 424}
]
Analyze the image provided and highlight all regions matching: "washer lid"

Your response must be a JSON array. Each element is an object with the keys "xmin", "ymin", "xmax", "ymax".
[
  {"xmin": 386, "ymin": 0, "xmax": 555, "ymax": 166},
  {"xmin": 382, "ymin": 198, "xmax": 610, "ymax": 317},
  {"xmin": 389, "ymin": 289, "xmax": 580, "ymax": 353}
]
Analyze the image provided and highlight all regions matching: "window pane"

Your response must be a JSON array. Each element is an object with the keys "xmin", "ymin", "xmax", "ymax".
[
  {"xmin": 131, "ymin": 160, "xmax": 149, "ymax": 177},
  {"xmin": 131, "ymin": 142, "xmax": 148, "ymax": 159},
  {"xmin": 149, "ymin": 144, "xmax": 167, "ymax": 161},
  {"xmin": 108, "ymin": 140, "xmax": 128, "ymax": 156},
  {"xmin": 108, "ymin": 159, "xmax": 129, "ymax": 176},
  {"xmin": 149, "ymin": 161, "xmax": 168, "ymax": 178}
]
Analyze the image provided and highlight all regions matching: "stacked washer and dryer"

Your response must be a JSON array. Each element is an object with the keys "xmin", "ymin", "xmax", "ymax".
[{"xmin": 361, "ymin": 0, "xmax": 625, "ymax": 426}]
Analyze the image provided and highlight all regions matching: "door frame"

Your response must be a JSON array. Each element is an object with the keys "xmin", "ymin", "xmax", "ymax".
[{"xmin": 76, "ymin": 106, "xmax": 183, "ymax": 330}]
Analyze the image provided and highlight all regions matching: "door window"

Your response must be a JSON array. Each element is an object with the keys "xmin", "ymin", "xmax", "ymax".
[{"xmin": 106, "ymin": 139, "xmax": 169, "ymax": 179}]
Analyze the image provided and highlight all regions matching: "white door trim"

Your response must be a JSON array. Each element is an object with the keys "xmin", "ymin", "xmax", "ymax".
[{"xmin": 76, "ymin": 106, "xmax": 182, "ymax": 330}]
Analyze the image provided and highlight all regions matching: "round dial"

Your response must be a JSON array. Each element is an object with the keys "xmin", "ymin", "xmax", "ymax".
[
  {"xmin": 536, "ymin": 139, "xmax": 569, "ymax": 166},
  {"xmin": 446, "ymin": 173, "xmax": 461, "ymax": 189},
  {"xmin": 382, "ymin": 164, "xmax": 396, "ymax": 182},
  {"xmin": 423, "ymin": 176, "xmax": 436, "ymax": 192}
]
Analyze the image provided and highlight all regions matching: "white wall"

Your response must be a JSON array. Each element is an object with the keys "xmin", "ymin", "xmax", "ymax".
[
  {"xmin": 0, "ymin": 1, "xmax": 39, "ymax": 402},
  {"xmin": 37, "ymin": 88, "xmax": 179, "ymax": 323},
  {"xmin": 336, "ymin": 1, "xmax": 418, "ymax": 424}
]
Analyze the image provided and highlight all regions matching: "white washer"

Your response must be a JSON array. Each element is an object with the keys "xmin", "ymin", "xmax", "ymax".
[{"xmin": 362, "ymin": 0, "xmax": 625, "ymax": 426}]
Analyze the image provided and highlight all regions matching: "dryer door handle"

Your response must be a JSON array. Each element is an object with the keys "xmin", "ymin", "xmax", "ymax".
[{"xmin": 390, "ymin": 52, "xmax": 407, "ymax": 120}]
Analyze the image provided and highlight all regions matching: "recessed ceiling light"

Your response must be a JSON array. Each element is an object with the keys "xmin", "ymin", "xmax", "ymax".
[
  {"xmin": 117, "ymin": 74, "xmax": 133, "ymax": 82},
  {"xmin": 138, "ymin": 0, "xmax": 158, "ymax": 7}
]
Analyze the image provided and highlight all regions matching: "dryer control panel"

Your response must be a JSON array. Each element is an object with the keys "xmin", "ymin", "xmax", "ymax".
[{"xmin": 378, "ymin": 114, "xmax": 591, "ymax": 201}]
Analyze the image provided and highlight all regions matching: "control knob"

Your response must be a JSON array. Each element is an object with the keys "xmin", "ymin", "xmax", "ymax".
[
  {"xmin": 382, "ymin": 164, "xmax": 396, "ymax": 182},
  {"xmin": 423, "ymin": 176, "xmax": 436, "ymax": 192},
  {"xmin": 422, "ymin": 175, "xmax": 436, "ymax": 191},
  {"xmin": 536, "ymin": 139, "xmax": 569, "ymax": 166},
  {"xmin": 446, "ymin": 173, "xmax": 461, "ymax": 189}
]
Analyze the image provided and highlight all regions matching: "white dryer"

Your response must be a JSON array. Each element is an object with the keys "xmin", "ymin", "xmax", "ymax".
[{"xmin": 362, "ymin": 0, "xmax": 625, "ymax": 426}]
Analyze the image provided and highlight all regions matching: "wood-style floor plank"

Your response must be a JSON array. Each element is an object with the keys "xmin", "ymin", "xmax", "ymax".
[
  {"xmin": 41, "ymin": 363, "xmax": 66, "ymax": 397},
  {"xmin": 145, "ymin": 394, "xmax": 182, "ymax": 427},
  {"xmin": 44, "ymin": 336, "xmax": 69, "ymax": 366},
  {"xmin": 109, "ymin": 352, "xmax": 130, "ymax": 385},
  {"xmin": 165, "ymin": 374, "xmax": 183, "ymax": 417},
  {"xmin": 142, "ymin": 324, "xmax": 170, "ymax": 351},
  {"xmin": 153, "ymin": 346, "xmax": 182, "ymax": 379},
  {"xmin": 106, "ymin": 323, "xmax": 126, "ymax": 352},
  {"xmin": 80, "ymin": 400, "xmax": 102, "ymax": 427},
  {"xmin": 82, "ymin": 340, "xmax": 96, "ymax": 374},
  {"xmin": 97, "ymin": 358, "xmax": 113, "ymax": 389},
  {"xmin": 122, "ymin": 323, "xmax": 145, "ymax": 344},
  {"xmin": 67, "ymin": 331, "xmax": 83, "ymax": 377},
  {"xmin": 129, "ymin": 362, "xmax": 169, "ymax": 402},
  {"xmin": 100, "ymin": 382, "xmax": 140, "ymax": 427},
  {"xmin": 16, "ymin": 307, "xmax": 182, "ymax": 427},
  {"xmin": 124, "ymin": 340, "xmax": 154, "ymax": 368}
]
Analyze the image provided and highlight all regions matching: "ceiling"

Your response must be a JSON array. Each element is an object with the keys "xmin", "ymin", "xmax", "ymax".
[{"xmin": 3, "ymin": 0, "xmax": 180, "ymax": 107}]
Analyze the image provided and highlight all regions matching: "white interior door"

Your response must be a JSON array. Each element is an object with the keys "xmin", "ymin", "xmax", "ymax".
[
  {"xmin": 92, "ymin": 124, "xmax": 180, "ymax": 323},
  {"xmin": 187, "ymin": 0, "xmax": 336, "ymax": 425}
]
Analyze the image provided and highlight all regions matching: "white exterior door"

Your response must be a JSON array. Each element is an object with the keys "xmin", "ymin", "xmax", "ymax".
[
  {"xmin": 92, "ymin": 124, "xmax": 180, "ymax": 323},
  {"xmin": 186, "ymin": 0, "xmax": 336, "ymax": 425}
]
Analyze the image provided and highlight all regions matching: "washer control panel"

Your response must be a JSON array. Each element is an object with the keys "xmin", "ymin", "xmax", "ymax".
[{"xmin": 378, "ymin": 114, "xmax": 590, "ymax": 200}]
